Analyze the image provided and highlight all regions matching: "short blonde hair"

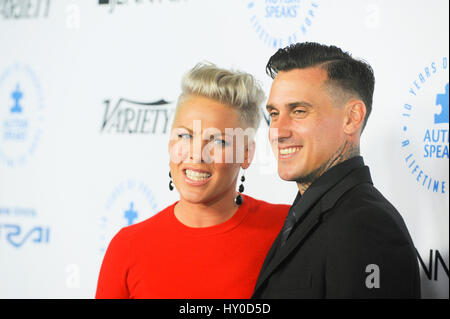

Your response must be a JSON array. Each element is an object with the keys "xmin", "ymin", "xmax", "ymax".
[{"xmin": 176, "ymin": 62, "xmax": 265, "ymax": 130}]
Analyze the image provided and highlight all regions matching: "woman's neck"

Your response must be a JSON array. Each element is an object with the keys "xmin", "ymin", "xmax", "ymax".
[{"xmin": 174, "ymin": 187, "xmax": 240, "ymax": 228}]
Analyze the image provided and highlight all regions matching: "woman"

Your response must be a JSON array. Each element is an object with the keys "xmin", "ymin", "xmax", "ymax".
[{"xmin": 96, "ymin": 63, "xmax": 289, "ymax": 299}]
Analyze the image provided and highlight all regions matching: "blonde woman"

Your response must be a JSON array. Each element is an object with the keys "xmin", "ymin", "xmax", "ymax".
[{"xmin": 96, "ymin": 63, "xmax": 289, "ymax": 299}]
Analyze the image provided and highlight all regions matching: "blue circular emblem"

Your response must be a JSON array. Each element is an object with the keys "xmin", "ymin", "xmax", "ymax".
[
  {"xmin": 0, "ymin": 64, "xmax": 44, "ymax": 167},
  {"xmin": 247, "ymin": 0, "xmax": 320, "ymax": 48},
  {"xmin": 400, "ymin": 57, "xmax": 449, "ymax": 195},
  {"xmin": 99, "ymin": 179, "xmax": 159, "ymax": 254}
]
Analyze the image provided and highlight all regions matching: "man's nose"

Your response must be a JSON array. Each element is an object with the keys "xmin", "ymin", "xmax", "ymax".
[{"xmin": 270, "ymin": 114, "xmax": 292, "ymax": 142}]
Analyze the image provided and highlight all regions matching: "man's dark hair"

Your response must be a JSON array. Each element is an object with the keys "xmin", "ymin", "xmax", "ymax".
[{"xmin": 266, "ymin": 42, "xmax": 375, "ymax": 132}]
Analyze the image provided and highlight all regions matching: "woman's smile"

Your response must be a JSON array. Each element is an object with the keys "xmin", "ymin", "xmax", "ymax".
[{"xmin": 183, "ymin": 168, "xmax": 212, "ymax": 185}]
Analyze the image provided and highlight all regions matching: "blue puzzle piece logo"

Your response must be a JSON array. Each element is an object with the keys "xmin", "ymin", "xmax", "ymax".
[
  {"xmin": 435, "ymin": 83, "xmax": 449, "ymax": 124},
  {"xmin": 124, "ymin": 202, "xmax": 138, "ymax": 226},
  {"xmin": 10, "ymin": 84, "xmax": 23, "ymax": 114}
]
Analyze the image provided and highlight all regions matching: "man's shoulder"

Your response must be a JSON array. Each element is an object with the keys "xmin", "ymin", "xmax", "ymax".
[
  {"xmin": 331, "ymin": 182, "xmax": 399, "ymax": 220},
  {"xmin": 322, "ymin": 183, "xmax": 413, "ymax": 245}
]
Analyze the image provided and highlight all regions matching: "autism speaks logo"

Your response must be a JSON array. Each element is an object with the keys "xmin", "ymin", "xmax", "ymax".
[
  {"xmin": 400, "ymin": 57, "xmax": 449, "ymax": 195},
  {"xmin": 247, "ymin": 0, "xmax": 319, "ymax": 49},
  {"xmin": 0, "ymin": 64, "xmax": 44, "ymax": 167},
  {"xmin": 99, "ymin": 179, "xmax": 159, "ymax": 254}
]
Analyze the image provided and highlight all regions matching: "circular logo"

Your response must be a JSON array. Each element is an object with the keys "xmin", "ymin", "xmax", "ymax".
[
  {"xmin": 400, "ymin": 57, "xmax": 449, "ymax": 195},
  {"xmin": 247, "ymin": 0, "xmax": 320, "ymax": 48},
  {"xmin": 0, "ymin": 64, "xmax": 44, "ymax": 167},
  {"xmin": 99, "ymin": 179, "xmax": 159, "ymax": 253}
]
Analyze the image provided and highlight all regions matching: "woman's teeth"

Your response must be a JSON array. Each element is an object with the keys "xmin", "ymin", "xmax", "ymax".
[
  {"xmin": 185, "ymin": 169, "xmax": 211, "ymax": 181},
  {"xmin": 279, "ymin": 147, "xmax": 301, "ymax": 155}
]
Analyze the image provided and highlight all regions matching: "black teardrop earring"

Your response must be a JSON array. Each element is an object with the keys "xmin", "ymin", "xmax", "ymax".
[
  {"xmin": 169, "ymin": 171, "xmax": 174, "ymax": 191},
  {"xmin": 235, "ymin": 173, "xmax": 245, "ymax": 205}
]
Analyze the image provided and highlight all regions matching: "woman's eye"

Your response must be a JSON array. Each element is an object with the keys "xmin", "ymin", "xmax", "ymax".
[
  {"xmin": 214, "ymin": 139, "xmax": 229, "ymax": 146},
  {"xmin": 178, "ymin": 133, "xmax": 192, "ymax": 139}
]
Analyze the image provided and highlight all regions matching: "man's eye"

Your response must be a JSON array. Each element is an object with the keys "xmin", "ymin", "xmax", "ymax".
[{"xmin": 269, "ymin": 111, "xmax": 279, "ymax": 118}]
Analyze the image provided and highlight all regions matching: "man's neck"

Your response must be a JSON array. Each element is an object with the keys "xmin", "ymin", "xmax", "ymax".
[{"xmin": 297, "ymin": 140, "xmax": 360, "ymax": 195}]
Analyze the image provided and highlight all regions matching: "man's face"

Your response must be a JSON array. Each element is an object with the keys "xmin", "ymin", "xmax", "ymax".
[{"xmin": 267, "ymin": 67, "xmax": 348, "ymax": 182}]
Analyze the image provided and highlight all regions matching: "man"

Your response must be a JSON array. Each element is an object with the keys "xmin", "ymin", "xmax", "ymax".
[{"xmin": 253, "ymin": 42, "xmax": 421, "ymax": 298}]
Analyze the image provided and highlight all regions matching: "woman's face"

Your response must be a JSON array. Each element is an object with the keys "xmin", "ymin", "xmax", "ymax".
[{"xmin": 169, "ymin": 95, "xmax": 253, "ymax": 205}]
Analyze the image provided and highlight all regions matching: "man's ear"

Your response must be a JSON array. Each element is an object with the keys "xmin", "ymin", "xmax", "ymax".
[
  {"xmin": 242, "ymin": 140, "xmax": 256, "ymax": 170},
  {"xmin": 344, "ymin": 100, "xmax": 366, "ymax": 135}
]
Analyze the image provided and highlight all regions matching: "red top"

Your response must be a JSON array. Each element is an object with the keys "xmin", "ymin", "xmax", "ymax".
[{"xmin": 96, "ymin": 195, "xmax": 289, "ymax": 299}]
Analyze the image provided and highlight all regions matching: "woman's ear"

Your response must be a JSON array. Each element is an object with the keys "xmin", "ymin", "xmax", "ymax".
[
  {"xmin": 343, "ymin": 100, "xmax": 366, "ymax": 135},
  {"xmin": 242, "ymin": 140, "xmax": 256, "ymax": 170}
]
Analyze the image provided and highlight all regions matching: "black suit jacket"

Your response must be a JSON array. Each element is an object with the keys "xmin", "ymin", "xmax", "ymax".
[{"xmin": 252, "ymin": 157, "xmax": 421, "ymax": 299}]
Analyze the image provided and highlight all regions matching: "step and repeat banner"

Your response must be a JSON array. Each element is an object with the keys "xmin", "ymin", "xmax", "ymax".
[{"xmin": 0, "ymin": 0, "xmax": 448, "ymax": 298}]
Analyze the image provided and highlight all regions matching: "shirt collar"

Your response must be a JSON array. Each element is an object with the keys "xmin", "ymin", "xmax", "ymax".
[{"xmin": 290, "ymin": 156, "xmax": 365, "ymax": 223}]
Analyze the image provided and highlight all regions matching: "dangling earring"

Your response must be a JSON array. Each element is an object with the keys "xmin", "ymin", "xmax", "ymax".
[
  {"xmin": 235, "ymin": 172, "xmax": 245, "ymax": 205},
  {"xmin": 169, "ymin": 171, "xmax": 174, "ymax": 191}
]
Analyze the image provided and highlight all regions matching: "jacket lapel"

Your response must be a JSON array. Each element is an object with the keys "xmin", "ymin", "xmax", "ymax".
[
  {"xmin": 257, "ymin": 231, "xmax": 282, "ymax": 277},
  {"xmin": 253, "ymin": 166, "xmax": 372, "ymax": 295},
  {"xmin": 253, "ymin": 202, "xmax": 324, "ymax": 294},
  {"xmin": 257, "ymin": 192, "xmax": 302, "ymax": 277}
]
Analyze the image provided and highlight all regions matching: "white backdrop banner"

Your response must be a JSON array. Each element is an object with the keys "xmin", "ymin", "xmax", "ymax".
[{"xmin": 0, "ymin": 0, "xmax": 448, "ymax": 298}]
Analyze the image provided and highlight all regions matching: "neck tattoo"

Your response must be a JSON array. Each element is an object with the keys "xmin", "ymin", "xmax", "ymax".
[{"xmin": 297, "ymin": 141, "xmax": 360, "ymax": 194}]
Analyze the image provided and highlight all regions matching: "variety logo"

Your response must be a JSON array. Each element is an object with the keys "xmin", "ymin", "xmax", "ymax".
[
  {"xmin": 0, "ymin": 64, "xmax": 45, "ymax": 167},
  {"xmin": 400, "ymin": 57, "xmax": 449, "ymax": 195},
  {"xmin": 99, "ymin": 179, "xmax": 159, "ymax": 253},
  {"xmin": 0, "ymin": 0, "xmax": 51, "ymax": 20},
  {"xmin": 247, "ymin": 0, "xmax": 319, "ymax": 48},
  {"xmin": 0, "ymin": 207, "xmax": 50, "ymax": 248},
  {"xmin": 101, "ymin": 97, "xmax": 175, "ymax": 134},
  {"xmin": 98, "ymin": 0, "xmax": 187, "ymax": 14}
]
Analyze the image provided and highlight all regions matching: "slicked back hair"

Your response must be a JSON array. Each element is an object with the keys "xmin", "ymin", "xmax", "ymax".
[{"xmin": 266, "ymin": 42, "xmax": 375, "ymax": 132}]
